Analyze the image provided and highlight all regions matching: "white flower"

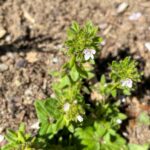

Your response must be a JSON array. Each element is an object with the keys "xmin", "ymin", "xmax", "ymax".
[
  {"xmin": 83, "ymin": 49, "xmax": 96, "ymax": 60},
  {"xmin": 63, "ymin": 103, "xmax": 70, "ymax": 112},
  {"xmin": 121, "ymin": 78, "xmax": 133, "ymax": 88},
  {"xmin": 73, "ymin": 100, "xmax": 77, "ymax": 104},
  {"xmin": 116, "ymin": 119, "xmax": 122, "ymax": 124},
  {"xmin": 119, "ymin": 96, "xmax": 126, "ymax": 103},
  {"xmin": 77, "ymin": 115, "xmax": 83, "ymax": 122},
  {"xmin": 0, "ymin": 134, "xmax": 4, "ymax": 142}
]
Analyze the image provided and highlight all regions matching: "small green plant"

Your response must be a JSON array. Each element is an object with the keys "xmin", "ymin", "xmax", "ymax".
[
  {"xmin": 2, "ymin": 21, "xmax": 149, "ymax": 150},
  {"xmin": 2, "ymin": 124, "xmax": 35, "ymax": 150}
]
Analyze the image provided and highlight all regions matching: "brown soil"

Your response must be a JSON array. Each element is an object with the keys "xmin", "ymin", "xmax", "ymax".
[{"xmin": 0, "ymin": 0, "xmax": 150, "ymax": 145}]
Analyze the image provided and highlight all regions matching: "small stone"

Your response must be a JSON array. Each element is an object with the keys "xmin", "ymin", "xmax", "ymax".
[
  {"xmin": 122, "ymin": 132, "xmax": 128, "ymax": 137},
  {"xmin": 52, "ymin": 57, "xmax": 58, "ymax": 63},
  {"xmin": 24, "ymin": 88, "xmax": 32, "ymax": 96},
  {"xmin": 129, "ymin": 12, "xmax": 142, "ymax": 21},
  {"xmin": 0, "ymin": 64, "xmax": 8, "ymax": 72},
  {"xmin": 26, "ymin": 51, "xmax": 38, "ymax": 63},
  {"xmin": 31, "ymin": 121, "xmax": 40, "ymax": 130},
  {"xmin": 99, "ymin": 23, "xmax": 108, "ymax": 30},
  {"xmin": 0, "ymin": 127, "xmax": 4, "ymax": 133},
  {"xmin": 0, "ymin": 27, "xmax": 6, "ymax": 38},
  {"xmin": 0, "ymin": 55, "xmax": 8, "ymax": 62},
  {"xmin": 117, "ymin": 2, "xmax": 129, "ymax": 14},
  {"xmin": 0, "ymin": 134, "xmax": 4, "ymax": 142},
  {"xmin": 19, "ymin": 52, "xmax": 25, "ymax": 57},
  {"xmin": 5, "ymin": 35, "xmax": 11, "ymax": 42},
  {"xmin": 15, "ymin": 59, "xmax": 27, "ymax": 68},
  {"xmin": 7, "ymin": 52, "xmax": 15, "ymax": 59},
  {"xmin": 14, "ymin": 79, "xmax": 21, "ymax": 87},
  {"xmin": 145, "ymin": 42, "xmax": 150, "ymax": 51}
]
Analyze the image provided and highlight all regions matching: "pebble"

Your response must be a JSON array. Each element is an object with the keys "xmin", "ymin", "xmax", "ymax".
[
  {"xmin": 0, "ymin": 27, "xmax": 6, "ymax": 38},
  {"xmin": 117, "ymin": 2, "xmax": 129, "ymax": 14},
  {"xmin": 15, "ymin": 59, "xmax": 27, "ymax": 68},
  {"xmin": 0, "ymin": 55, "xmax": 8, "ymax": 62},
  {"xmin": 19, "ymin": 52, "xmax": 26, "ymax": 57},
  {"xmin": 99, "ymin": 23, "xmax": 108, "ymax": 30},
  {"xmin": 145, "ymin": 42, "xmax": 150, "ymax": 52},
  {"xmin": 52, "ymin": 57, "xmax": 58, "ymax": 63},
  {"xmin": 7, "ymin": 52, "xmax": 15, "ymax": 59},
  {"xmin": 24, "ymin": 88, "xmax": 32, "ymax": 96},
  {"xmin": 30, "ymin": 121, "xmax": 40, "ymax": 129},
  {"xmin": 122, "ymin": 132, "xmax": 128, "ymax": 137},
  {"xmin": 0, "ymin": 64, "xmax": 8, "ymax": 72},
  {"xmin": 0, "ymin": 134, "xmax": 4, "ymax": 142},
  {"xmin": 26, "ymin": 51, "xmax": 38, "ymax": 63},
  {"xmin": 5, "ymin": 35, "xmax": 11, "ymax": 42},
  {"xmin": 129, "ymin": 12, "xmax": 142, "ymax": 21}
]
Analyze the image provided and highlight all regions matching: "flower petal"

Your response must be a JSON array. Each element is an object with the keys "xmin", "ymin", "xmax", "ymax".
[
  {"xmin": 84, "ymin": 54, "xmax": 91, "ymax": 60},
  {"xmin": 91, "ymin": 49, "xmax": 96, "ymax": 54}
]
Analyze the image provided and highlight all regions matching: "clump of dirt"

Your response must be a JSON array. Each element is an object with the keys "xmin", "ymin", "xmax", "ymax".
[{"xmin": 0, "ymin": 0, "xmax": 149, "ymax": 144}]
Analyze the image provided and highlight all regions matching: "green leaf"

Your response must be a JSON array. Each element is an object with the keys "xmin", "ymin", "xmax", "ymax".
[
  {"xmin": 44, "ymin": 98, "xmax": 60, "ymax": 118},
  {"xmin": 35, "ymin": 100, "xmax": 49, "ymax": 122},
  {"xmin": 18, "ymin": 131, "xmax": 25, "ymax": 143},
  {"xmin": 128, "ymin": 143, "xmax": 150, "ymax": 150},
  {"xmin": 100, "ymin": 75, "xmax": 106, "ymax": 85},
  {"xmin": 70, "ymin": 64, "xmax": 79, "ymax": 82},
  {"xmin": 69, "ymin": 55, "xmax": 76, "ymax": 68},
  {"xmin": 111, "ymin": 89, "xmax": 117, "ymax": 97},
  {"xmin": 19, "ymin": 123, "xmax": 25, "ymax": 133},
  {"xmin": 71, "ymin": 21, "xmax": 80, "ymax": 32},
  {"xmin": 59, "ymin": 75, "xmax": 70, "ymax": 88},
  {"xmin": 5, "ymin": 129, "xmax": 17, "ymax": 143}
]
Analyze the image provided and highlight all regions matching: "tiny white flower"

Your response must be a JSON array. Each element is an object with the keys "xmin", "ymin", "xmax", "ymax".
[
  {"xmin": 73, "ymin": 100, "xmax": 77, "ymax": 104},
  {"xmin": 119, "ymin": 96, "xmax": 126, "ymax": 103},
  {"xmin": 77, "ymin": 115, "xmax": 83, "ymax": 122},
  {"xmin": 63, "ymin": 103, "xmax": 70, "ymax": 112},
  {"xmin": 121, "ymin": 78, "xmax": 133, "ymax": 88},
  {"xmin": 0, "ymin": 134, "xmax": 4, "ymax": 142},
  {"xmin": 83, "ymin": 49, "xmax": 96, "ymax": 61},
  {"xmin": 116, "ymin": 119, "xmax": 122, "ymax": 124},
  {"xmin": 31, "ymin": 121, "xmax": 40, "ymax": 129},
  {"xmin": 101, "ymin": 40, "xmax": 106, "ymax": 46}
]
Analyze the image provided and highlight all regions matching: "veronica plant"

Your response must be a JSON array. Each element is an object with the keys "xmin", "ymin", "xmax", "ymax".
[{"xmin": 2, "ymin": 21, "xmax": 148, "ymax": 150}]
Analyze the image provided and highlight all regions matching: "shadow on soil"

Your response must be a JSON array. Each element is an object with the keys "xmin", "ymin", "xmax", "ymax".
[{"xmin": 0, "ymin": 32, "xmax": 54, "ymax": 56}]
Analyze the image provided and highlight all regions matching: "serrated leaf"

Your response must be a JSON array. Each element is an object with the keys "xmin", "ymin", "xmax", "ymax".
[
  {"xmin": 18, "ymin": 131, "xmax": 25, "ymax": 143},
  {"xmin": 35, "ymin": 100, "xmax": 49, "ymax": 122},
  {"xmin": 5, "ymin": 129, "xmax": 17, "ymax": 143},
  {"xmin": 71, "ymin": 21, "xmax": 80, "ymax": 32}
]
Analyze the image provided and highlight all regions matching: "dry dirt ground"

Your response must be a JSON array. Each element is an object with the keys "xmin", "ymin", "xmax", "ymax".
[{"xmin": 0, "ymin": 0, "xmax": 150, "ymax": 145}]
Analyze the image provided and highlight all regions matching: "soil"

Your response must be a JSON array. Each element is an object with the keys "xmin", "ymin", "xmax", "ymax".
[{"xmin": 0, "ymin": 0, "xmax": 150, "ymax": 145}]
